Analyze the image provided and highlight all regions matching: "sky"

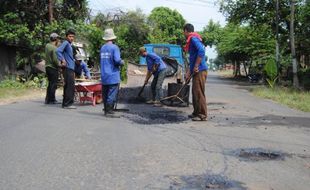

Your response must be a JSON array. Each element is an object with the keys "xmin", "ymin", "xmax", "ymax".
[{"xmin": 88, "ymin": 0, "xmax": 227, "ymax": 59}]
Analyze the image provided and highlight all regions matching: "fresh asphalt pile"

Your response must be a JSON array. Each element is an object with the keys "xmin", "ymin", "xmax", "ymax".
[
  {"xmin": 123, "ymin": 108, "xmax": 189, "ymax": 125},
  {"xmin": 114, "ymin": 63, "xmax": 191, "ymax": 124}
]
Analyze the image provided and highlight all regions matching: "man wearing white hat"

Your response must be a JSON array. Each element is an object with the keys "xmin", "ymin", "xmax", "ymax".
[
  {"xmin": 100, "ymin": 28, "xmax": 124, "ymax": 116},
  {"xmin": 74, "ymin": 54, "xmax": 91, "ymax": 79}
]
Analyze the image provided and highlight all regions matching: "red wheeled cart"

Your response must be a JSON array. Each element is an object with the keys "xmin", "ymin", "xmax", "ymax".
[{"xmin": 75, "ymin": 81, "xmax": 102, "ymax": 106}]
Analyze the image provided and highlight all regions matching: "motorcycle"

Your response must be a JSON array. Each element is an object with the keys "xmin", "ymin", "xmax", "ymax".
[{"xmin": 248, "ymin": 73, "xmax": 262, "ymax": 83}]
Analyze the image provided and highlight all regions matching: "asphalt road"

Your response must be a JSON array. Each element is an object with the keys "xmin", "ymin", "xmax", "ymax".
[{"xmin": 0, "ymin": 72, "xmax": 309, "ymax": 190}]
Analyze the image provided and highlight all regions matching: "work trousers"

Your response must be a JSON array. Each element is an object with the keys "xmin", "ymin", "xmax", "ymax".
[
  {"xmin": 192, "ymin": 70, "xmax": 208, "ymax": 119},
  {"xmin": 151, "ymin": 68, "xmax": 167, "ymax": 101},
  {"xmin": 62, "ymin": 68, "xmax": 75, "ymax": 107},
  {"xmin": 102, "ymin": 83, "xmax": 119, "ymax": 109},
  {"xmin": 45, "ymin": 67, "xmax": 59, "ymax": 103}
]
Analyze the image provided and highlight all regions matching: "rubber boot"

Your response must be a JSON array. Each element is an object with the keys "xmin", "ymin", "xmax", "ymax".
[
  {"xmin": 106, "ymin": 104, "xmax": 115, "ymax": 115},
  {"xmin": 104, "ymin": 104, "xmax": 114, "ymax": 115}
]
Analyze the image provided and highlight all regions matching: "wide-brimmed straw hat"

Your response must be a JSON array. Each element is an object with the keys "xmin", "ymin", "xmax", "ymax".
[{"xmin": 102, "ymin": 28, "xmax": 117, "ymax": 41}]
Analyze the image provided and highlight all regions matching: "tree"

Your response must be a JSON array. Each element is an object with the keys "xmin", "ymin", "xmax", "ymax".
[
  {"xmin": 218, "ymin": 0, "xmax": 310, "ymax": 87},
  {"xmin": 91, "ymin": 9, "xmax": 150, "ymax": 62},
  {"xmin": 59, "ymin": 0, "xmax": 88, "ymax": 22},
  {"xmin": 214, "ymin": 23, "xmax": 275, "ymax": 77},
  {"xmin": 147, "ymin": 7, "xmax": 186, "ymax": 44},
  {"xmin": 296, "ymin": 0, "xmax": 310, "ymax": 66},
  {"xmin": 216, "ymin": 24, "xmax": 248, "ymax": 76},
  {"xmin": 114, "ymin": 9, "xmax": 150, "ymax": 61},
  {"xmin": 0, "ymin": 0, "xmax": 89, "ymax": 77},
  {"xmin": 202, "ymin": 20, "xmax": 222, "ymax": 48},
  {"xmin": 290, "ymin": 0, "xmax": 299, "ymax": 88},
  {"xmin": 75, "ymin": 22, "xmax": 104, "ymax": 67}
]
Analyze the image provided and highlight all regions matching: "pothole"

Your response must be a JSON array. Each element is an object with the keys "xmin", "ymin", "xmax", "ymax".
[
  {"xmin": 167, "ymin": 173, "xmax": 246, "ymax": 190},
  {"xmin": 125, "ymin": 110, "xmax": 189, "ymax": 125},
  {"xmin": 233, "ymin": 148, "xmax": 285, "ymax": 161}
]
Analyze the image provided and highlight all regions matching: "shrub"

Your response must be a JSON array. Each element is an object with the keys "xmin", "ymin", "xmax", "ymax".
[
  {"xmin": 120, "ymin": 60, "xmax": 128, "ymax": 84},
  {"xmin": 0, "ymin": 78, "xmax": 25, "ymax": 89},
  {"xmin": 264, "ymin": 57, "xmax": 278, "ymax": 88}
]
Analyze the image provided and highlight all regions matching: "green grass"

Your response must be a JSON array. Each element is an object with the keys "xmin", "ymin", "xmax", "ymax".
[
  {"xmin": 0, "ymin": 87, "xmax": 46, "ymax": 105},
  {"xmin": 0, "ymin": 78, "xmax": 47, "ymax": 102},
  {"xmin": 252, "ymin": 86, "xmax": 310, "ymax": 112},
  {"xmin": 0, "ymin": 88, "xmax": 30, "ymax": 99},
  {"xmin": 218, "ymin": 70, "xmax": 234, "ymax": 78}
]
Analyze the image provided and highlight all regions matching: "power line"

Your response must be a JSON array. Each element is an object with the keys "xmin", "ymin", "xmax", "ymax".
[
  {"xmin": 91, "ymin": 0, "xmax": 125, "ymax": 12},
  {"xmin": 93, "ymin": 0, "xmax": 107, "ymax": 9},
  {"xmin": 90, "ymin": 0, "xmax": 219, "ymax": 14},
  {"xmin": 163, "ymin": 0, "xmax": 219, "ymax": 8},
  {"xmin": 112, "ymin": 0, "xmax": 219, "ymax": 8},
  {"xmin": 193, "ymin": 0, "xmax": 217, "ymax": 5}
]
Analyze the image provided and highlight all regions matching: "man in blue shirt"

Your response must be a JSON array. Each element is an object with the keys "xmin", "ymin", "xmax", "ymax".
[
  {"xmin": 139, "ymin": 47, "xmax": 168, "ymax": 106},
  {"xmin": 183, "ymin": 23, "xmax": 208, "ymax": 121},
  {"xmin": 100, "ymin": 28, "xmax": 124, "ymax": 116},
  {"xmin": 56, "ymin": 29, "xmax": 76, "ymax": 109},
  {"xmin": 75, "ymin": 54, "xmax": 91, "ymax": 79}
]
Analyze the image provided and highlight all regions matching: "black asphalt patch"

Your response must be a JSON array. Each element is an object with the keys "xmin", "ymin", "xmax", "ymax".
[
  {"xmin": 232, "ymin": 148, "xmax": 286, "ymax": 162},
  {"xmin": 125, "ymin": 97, "xmax": 147, "ymax": 104},
  {"xmin": 124, "ymin": 110, "xmax": 189, "ymax": 125},
  {"xmin": 166, "ymin": 173, "xmax": 246, "ymax": 190}
]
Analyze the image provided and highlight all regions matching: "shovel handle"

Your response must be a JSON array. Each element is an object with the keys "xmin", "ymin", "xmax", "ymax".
[
  {"xmin": 174, "ymin": 74, "xmax": 192, "ymax": 96},
  {"xmin": 160, "ymin": 74, "xmax": 193, "ymax": 101},
  {"xmin": 137, "ymin": 68, "xmax": 156, "ymax": 97},
  {"xmin": 138, "ymin": 83, "xmax": 147, "ymax": 97}
]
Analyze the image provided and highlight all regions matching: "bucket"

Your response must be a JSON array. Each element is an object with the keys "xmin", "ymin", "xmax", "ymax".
[{"xmin": 167, "ymin": 83, "xmax": 190, "ymax": 106}]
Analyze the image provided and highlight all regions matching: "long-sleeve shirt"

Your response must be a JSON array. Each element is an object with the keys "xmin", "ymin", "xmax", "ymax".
[
  {"xmin": 75, "ymin": 61, "xmax": 91, "ymax": 79},
  {"xmin": 146, "ymin": 52, "xmax": 167, "ymax": 76},
  {"xmin": 100, "ymin": 42, "xmax": 123, "ymax": 85},
  {"xmin": 56, "ymin": 40, "xmax": 75, "ymax": 70},
  {"xmin": 45, "ymin": 43, "xmax": 59, "ymax": 69},
  {"xmin": 188, "ymin": 37, "xmax": 208, "ymax": 73}
]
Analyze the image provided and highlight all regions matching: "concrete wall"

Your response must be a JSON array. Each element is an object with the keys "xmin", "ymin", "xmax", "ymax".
[{"xmin": 0, "ymin": 44, "xmax": 16, "ymax": 80}]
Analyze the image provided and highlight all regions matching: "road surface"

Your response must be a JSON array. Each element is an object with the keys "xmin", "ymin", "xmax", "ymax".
[{"xmin": 0, "ymin": 72, "xmax": 309, "ymax": 190}]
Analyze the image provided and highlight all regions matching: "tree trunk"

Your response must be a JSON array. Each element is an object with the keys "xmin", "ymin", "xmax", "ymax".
[
  {"xmin": 248, "ymin": 60, "xmax": 252, "ymax": 75},
  {"xmin": 290, "ymin": 0, "xmax": 299, "ymax": 88},
  {"xmin": 243, "ymin": 61, "xmax": 248, "ymax": 76},
  {"xmin": 48, "ymin": 0, "xmax": 54, "ymax": 23},
  {"xmin": 275, "ymin": 0, "xmax": 280, "ymax": 76},
  {"xmin": 0, "ymin": 45, "xmax": 16, "ymax": 80},
  {"xmin": 234, "ymin": 60, "xmax": 237, "ymax": 77},
  {"xmin": 237, "ymin": 61, "xmax": 241, "ymax": 77},
  {"xmin": 234, "ymin": 60, "xmax": 241, "ymax": 77}
]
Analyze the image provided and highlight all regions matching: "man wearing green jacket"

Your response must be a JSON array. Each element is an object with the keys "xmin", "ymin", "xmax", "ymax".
[{"xmin": 45, "ymin": 33, "xmax": 61, "ymax": 104}]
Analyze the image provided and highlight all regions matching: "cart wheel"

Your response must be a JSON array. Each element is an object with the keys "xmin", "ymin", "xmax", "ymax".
[{"xmin": 96, "ymin": 94, "xmax": 102, "ymax": 104}]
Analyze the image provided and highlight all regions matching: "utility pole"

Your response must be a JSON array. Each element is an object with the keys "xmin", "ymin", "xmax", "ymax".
[
  {"xmin": 48, "ymin": 0, "xmax": 54, "ymax": 23},
  {"xmin": 275, "ymin": 0, "xmax": 280, "ymax": 76},
  {"xmin": 290, "ymin": 0, "xmax": 299, "ymax": 88}
]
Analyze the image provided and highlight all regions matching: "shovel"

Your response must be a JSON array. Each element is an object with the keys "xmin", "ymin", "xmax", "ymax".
[
  {"xmin": 137, "ymin": 73, "xmax": 153, "ymax": 97},
  {"xmin": 113, "ymin": 83, "xmax": 129, "ymax": 112},
  {"xmin": 137, "ymin": 64, "xmax": 159, "ymax": 98}
]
